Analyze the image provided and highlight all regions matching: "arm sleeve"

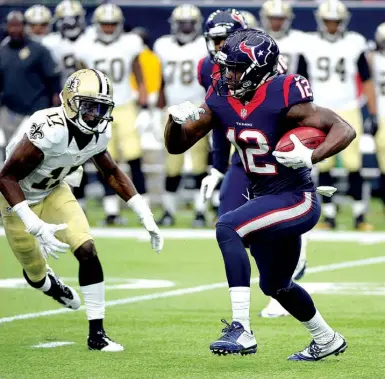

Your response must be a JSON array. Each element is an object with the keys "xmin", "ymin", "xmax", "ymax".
[
  {"xmin": 283, "ymin": 74, "xmax": 313, "ymax": 109},
  {"xmin": 296, "ymin": 54, "xmax": 309, "ymax": 79},
  {"xmin": 357, "ymin": 52, "xmax": 371, "ymax": 82}
]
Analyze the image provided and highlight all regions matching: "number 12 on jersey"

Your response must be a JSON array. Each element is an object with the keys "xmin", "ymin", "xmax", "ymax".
[{"xmin": 226, "ymin": 128, "xmax": 277, "ymax": 175}]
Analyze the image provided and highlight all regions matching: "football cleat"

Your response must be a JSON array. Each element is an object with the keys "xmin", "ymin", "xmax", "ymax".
[
  {"xmin": 316, "ymin": 217, "xmax": 336, "ymax": 230},
  {"xmin": 192, "ymin": 212, "xmax": 206, "ymax": 228},
  {"xmin": 293, "ymin": 258, "xmax": 307, "ymax": 281},
  {"xmin": 157, "ymin": 211, "xmax": 175, "ymax": 227},
  {"xmin": 102, "ymin": 215, "xmax": 128, "ymax": 226},
  {"xmin": 44, "ymin": 273, "xmax": 81, "ymax": 310},
  {"xmin": 287, "ymin": 333, "xmax": 347, "ymax": 361},
  {"xmin": 210, "ymin": 319, "xmax": 257, "ymax": 356},
  {"xmin": 88, "ymin": 330, "xmax": 124, "ymax": 352},
  {"xmin": 355, "ymin": 221, "xmax": 374, "ymax": 231},
  {"xmin": 259, "ymin": 298, "xmax": 289, "ymax": 318}
]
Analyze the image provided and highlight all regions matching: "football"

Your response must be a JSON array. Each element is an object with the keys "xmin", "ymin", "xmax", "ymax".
[{"xmin": 275, "ymin": 126, "xmax": 326, "ymax": 152}]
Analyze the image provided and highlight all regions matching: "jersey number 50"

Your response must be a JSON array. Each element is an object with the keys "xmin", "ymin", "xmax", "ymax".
[{"xmin": 227, "ymin": 128, "xmax": 277, "ymax": 175}]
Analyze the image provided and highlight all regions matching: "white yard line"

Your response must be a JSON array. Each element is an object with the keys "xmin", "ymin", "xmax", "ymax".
[{"xmin": 1, "ymin": 255, "xmax": 385, "ymax": 325}]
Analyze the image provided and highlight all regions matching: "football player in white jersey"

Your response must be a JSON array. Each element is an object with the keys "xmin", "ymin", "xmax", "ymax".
[
  {"xmin": 259, "ymin": 0, "xmax": 309, "ymax": 75},
  {"xmin": 0, "ymin": 69, "xmax": 163, "ymax": 351},
  {"xmin": 76, "ymin": 3, "xmax": 148, "ymax": 225},
  {"xmin": 154, "ymin": 4, "xmax": 208, "ymax": 227},
  {"xmin": 368, "ymin": 23, "xmax": 385, "ymax": 208},
  {"xmin": 301, "ymin": 0, "xmax": 377, "ymax": 230},
  {"xmin": 240, "ymin": 10, "xmax": 259, "ymax": 29},
  {"xmin": 24, "ymin": 4, "xmax": 52, "ymax": 42}
]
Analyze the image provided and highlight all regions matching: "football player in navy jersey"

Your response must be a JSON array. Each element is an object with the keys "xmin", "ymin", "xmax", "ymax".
[
  {"xmin": 199, "ymin": 10, "xmax": 307, "ymax": 319},
  {"xmin": 165, "ymin": 29, "xmax": 355, "ymax": 360}
]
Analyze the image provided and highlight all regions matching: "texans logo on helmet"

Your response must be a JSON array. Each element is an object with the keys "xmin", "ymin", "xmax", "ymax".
[{"xmin": 239, "ymin": 40, "xmax": 272, "ymax": 68}]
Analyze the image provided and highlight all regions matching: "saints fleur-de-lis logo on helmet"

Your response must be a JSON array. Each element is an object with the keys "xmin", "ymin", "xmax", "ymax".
[{"xmin": 66, "ymin": 76, "xmax": 80, "ymax": 93}]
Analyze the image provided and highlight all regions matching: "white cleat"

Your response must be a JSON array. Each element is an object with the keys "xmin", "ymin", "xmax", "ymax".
[
  {"xmin": 88, "ymin": 331, "xmax": 124, "ymax": 352},
  {"xmin": 259, "ymin": 298, "xmax": 289, "ymax": 318},
  {"xmin": 288, "ymin": 332, "xmax": 347, "ymax": 361}
]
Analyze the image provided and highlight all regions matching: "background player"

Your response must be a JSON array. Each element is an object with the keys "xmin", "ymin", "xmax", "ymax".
[
  {"xmin": 24, "ymin": 4, "xmax": 52, "ymax": 42},
  {"xmin": 199, "ymin": 9, "xmax": 307, "ymax": 318},
  {"xmin": 154, "ymin": 4, "xmax": 208, "ymax": 227},
  {"xmin": 165, "ymin": 29, "xmax": 355, "ymax": 360},
  {"xmin": 77, "ymin": 3, "xmax": 148, "ymax": 225},
  {"xmin": 259, "ymin": 0, "xmax": 309, "ymax": 76},
  {"xmin": 0, "ymin": 69, "xmax": 163, "ymax": 351},
  {"xmin": 302, "ymin": 0, "xmax": 377, "ymax": 230}
]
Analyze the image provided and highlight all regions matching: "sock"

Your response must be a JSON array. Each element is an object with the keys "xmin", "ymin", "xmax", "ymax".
[
  {"xmin": 23, "ymin": 270, "xmax": 51, "ymax": 292},
  {"xmin": 162, "ymin": 192, "xmax": 177, "ymax": 215},
  {"xmin": 349, "ymin": 171, "xmax": 363, "ymax": 201},
  {"xmin": 323, "ymin": 203, "xmax": 336, "ymax": 218},
  {"xmin": 229, "ymin": 287, "xmax": 250, "ymax": 332},
  {"xmin": 301, "ymin": 309, "xmax": 335, "ymax": 345},
  {"xmin": 216, "ymin": 224, "xmax": 251, "ymax": 287},
  {"xmin": 89, "ymin": 319, "xmax": 104, "ymax": 336},
  {"xmin": 81, "ymin": 282, "xmax": 105, "ymax": 326},
  {"xmin": 273, "ymin": 282, "xmax": 316, "ymax": 322},
  {"xmin": 353, "ymin": 201, "xmax": 366, "ymax": 218},
  {"xmin": 129, "ymin": 158, "xmax": 147, "ymax": 194},
  {"xmin": 103, "ymin": 195, "xmax": 119, "ymax": 217},
  {"xmin": 194, "ymin": 190, "xmax": 206, "ymax": 214}
]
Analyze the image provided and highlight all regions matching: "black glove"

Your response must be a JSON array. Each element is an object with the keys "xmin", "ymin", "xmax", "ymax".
[{"xmin": 363, "ymin": 114, "xmax": 378, "ymax": 136}]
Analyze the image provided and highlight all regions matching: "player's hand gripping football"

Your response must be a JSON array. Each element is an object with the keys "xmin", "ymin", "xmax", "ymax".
[
  {"xmin": 127, "ymin": 194, "xmax": 164, "ymax": 253},
  {"xmin": 168, "ymin": 101, "xmax": 205, "ymax": 124},
  {"xmin": 272, "ymin": 134, "xmax": 314, "ymax": 169},
  {"xmin": 28, "ymin": 220, "xmax": 69, "ymax": 260},
  {"xmin": 200, "ymin": 168, "xmax": 224, "ymax": 202}
]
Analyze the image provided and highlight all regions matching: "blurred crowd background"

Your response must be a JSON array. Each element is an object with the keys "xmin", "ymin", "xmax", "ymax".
[{"xmin": 0, "ymin": 0, "xmax": 385, "ymax": 230}]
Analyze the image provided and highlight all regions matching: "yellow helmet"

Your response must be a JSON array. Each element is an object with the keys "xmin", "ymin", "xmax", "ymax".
[
  {"xmin": 92, "ymin": 4, "xmax": 124, "ymax": 44},
  {"xmin": 24, "ymin": 5, "xmax": 52, "ymax": 40},
  {"xmin": 55, "ymin": 0, "xmax": 85, "ymax": 40},
  {"xmin": 170, "ymin": 4, "xmax": 202, "ymax": 44},
  {"xmin": 375, "ymin": 22, "xmax": 385, "ymax": 52},
  {"xmin": 60, "ymin": 69, "xmax": 114, "ymax": 135},
  {"xmin": 315, "ymin": 0, "xmax": 350, "ymax": 42},
  {"xmin": 259, "ymin": 0, "xmax": 294, "ymax": 39},
  {"xmin": 240, "ymin": 11, "xmax": 259, "ymax": 30}
]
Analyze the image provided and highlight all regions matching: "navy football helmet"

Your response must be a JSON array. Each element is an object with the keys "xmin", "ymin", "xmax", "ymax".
[
  {"xmin": 213, "ymin": 29, "xmax": 280, "ymax": 98},
  {"xmin": 204, "ymin": 9, "xmax": 247, "ymax": 60}
]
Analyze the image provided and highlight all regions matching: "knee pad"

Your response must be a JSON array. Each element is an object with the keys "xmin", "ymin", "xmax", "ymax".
[{"xmin": 74, "ymin": 240, "xmax": 97, "ymax": 262}]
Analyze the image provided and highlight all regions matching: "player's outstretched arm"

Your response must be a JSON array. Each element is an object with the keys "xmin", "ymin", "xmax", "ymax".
[
  {"xmin": 165, "ymin": 102, "xmax": 215, "ymax": 154},
  {"xmin": 0, "ymin": 135, "xmax": 70, "ymax": 259},
  {"xmin": 286, "ymin": 102, "xmax": 356, "ymax": 164},
  {"xmin": 93, "ymin": 150, "xmax": 163, "ymax": 253}
]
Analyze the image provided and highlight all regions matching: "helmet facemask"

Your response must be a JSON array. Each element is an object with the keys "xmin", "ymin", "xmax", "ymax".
[
  {"xmin": 96, "ymin": 22, "xmax": 123, "ymax": 44},
  {"xmin": 61, "ymin": 93, "xmax": 114, "ymax": 135},
  {"xmin": 172, "ymin": 19, "xmax": 201, "ymax": 44},
  {"xmin": 204, "ymin": 26, "xmax": 228, "ymax": 60},
  {"xmin": 57, "ymin": 15, "xmax": 84, "ymax": 40}
]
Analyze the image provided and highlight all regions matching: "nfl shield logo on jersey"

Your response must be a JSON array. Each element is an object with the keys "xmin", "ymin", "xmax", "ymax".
[{"xmin": 241, "ymin": 108, "xmax": 248, "ymax": 119}]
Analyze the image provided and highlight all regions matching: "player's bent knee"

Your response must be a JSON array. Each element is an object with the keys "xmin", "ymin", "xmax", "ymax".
[
  {"xmin": 259, "ymin": 278, "xmax": 291, "ymax": 297},
  {"xmin": 74, "ymin": 239, "xmax": 97, "ymax": 262},
  {"xmin": 216, "ymin": 222, "xmax": 238, "ymax": 244}
]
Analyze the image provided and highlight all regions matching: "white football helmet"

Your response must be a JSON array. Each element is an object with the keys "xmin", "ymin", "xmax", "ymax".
[
  {"xmin": 55, "ymin": 0, "xmax": 85, "ymax": 40},
  {"xmin": 25, "ymin": 5, "xmax": 52, "ymax": 41},
  {"xmin": 259, "ymin": 0, "xmax": 294, "ymax": 39},
  {"xmin": 375, "ymin": 22, "xmax": 385, "ymax": 52},
  {"xmin": 169, "ymin": 4, "xmax": 202, "ymax": 44},
  {"xmin": 315, "ymin": 0, "xmax": 350, "ymax": 42},
  {"xmin": 240, "ymin": 10, "xmax": 259, "ymax": 29},
  {"xmin": 92, "ymin": 3, "xmax": 124, "ymax": 44},
  {"xmin": 60, "ymin": 69, "xmax": 114, "ymax": 135}
]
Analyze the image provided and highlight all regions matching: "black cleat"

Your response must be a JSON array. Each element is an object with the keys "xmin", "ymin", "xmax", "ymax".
[
  {"xmin": 157, "ymin": 211, "xmax": 175, "ymax": 226},
  {"xmin": 192, "ymin": 212, "xmax": 206, "ymax": 228},
  {"xmin": 88, "ymin": 330, "xmax": 124, "ymax": 352}
]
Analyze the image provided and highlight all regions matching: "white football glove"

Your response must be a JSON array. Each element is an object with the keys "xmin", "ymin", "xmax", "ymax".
[
  {"xmin": 272, "ymin": 134, "xmax": 314, "ymax": 169},
  {"xmin": 135, "ymin": 108, "xmax": 151, "ymax": 134},
  {"xmin": 127, "ymin": 194, "xmax": 164, "ymax": 254},
  {"xmin": 200, "ymin": 168, "xmax": 224, "ymax": 202},
  {"xmin": 168, "ymin": 101, "xmax": 205, "ymax": 125},
  {"xmin": 13, "ymin": 200, "xmax": 69, "ymax": 260},
  {"xmin": 28, "ymin": 221, "xmax": 69, "ymax": 260}
]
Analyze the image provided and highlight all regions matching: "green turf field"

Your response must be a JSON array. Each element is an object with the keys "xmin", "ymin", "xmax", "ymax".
[{"xmin": 0, "ymin": 228, "xmax": 384, "ymax": 379}]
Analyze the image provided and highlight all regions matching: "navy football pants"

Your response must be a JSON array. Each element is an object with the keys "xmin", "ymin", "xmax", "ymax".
[{"xmin": 216, "ymin": 191, "xmax": 320, "ymax": 293}]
